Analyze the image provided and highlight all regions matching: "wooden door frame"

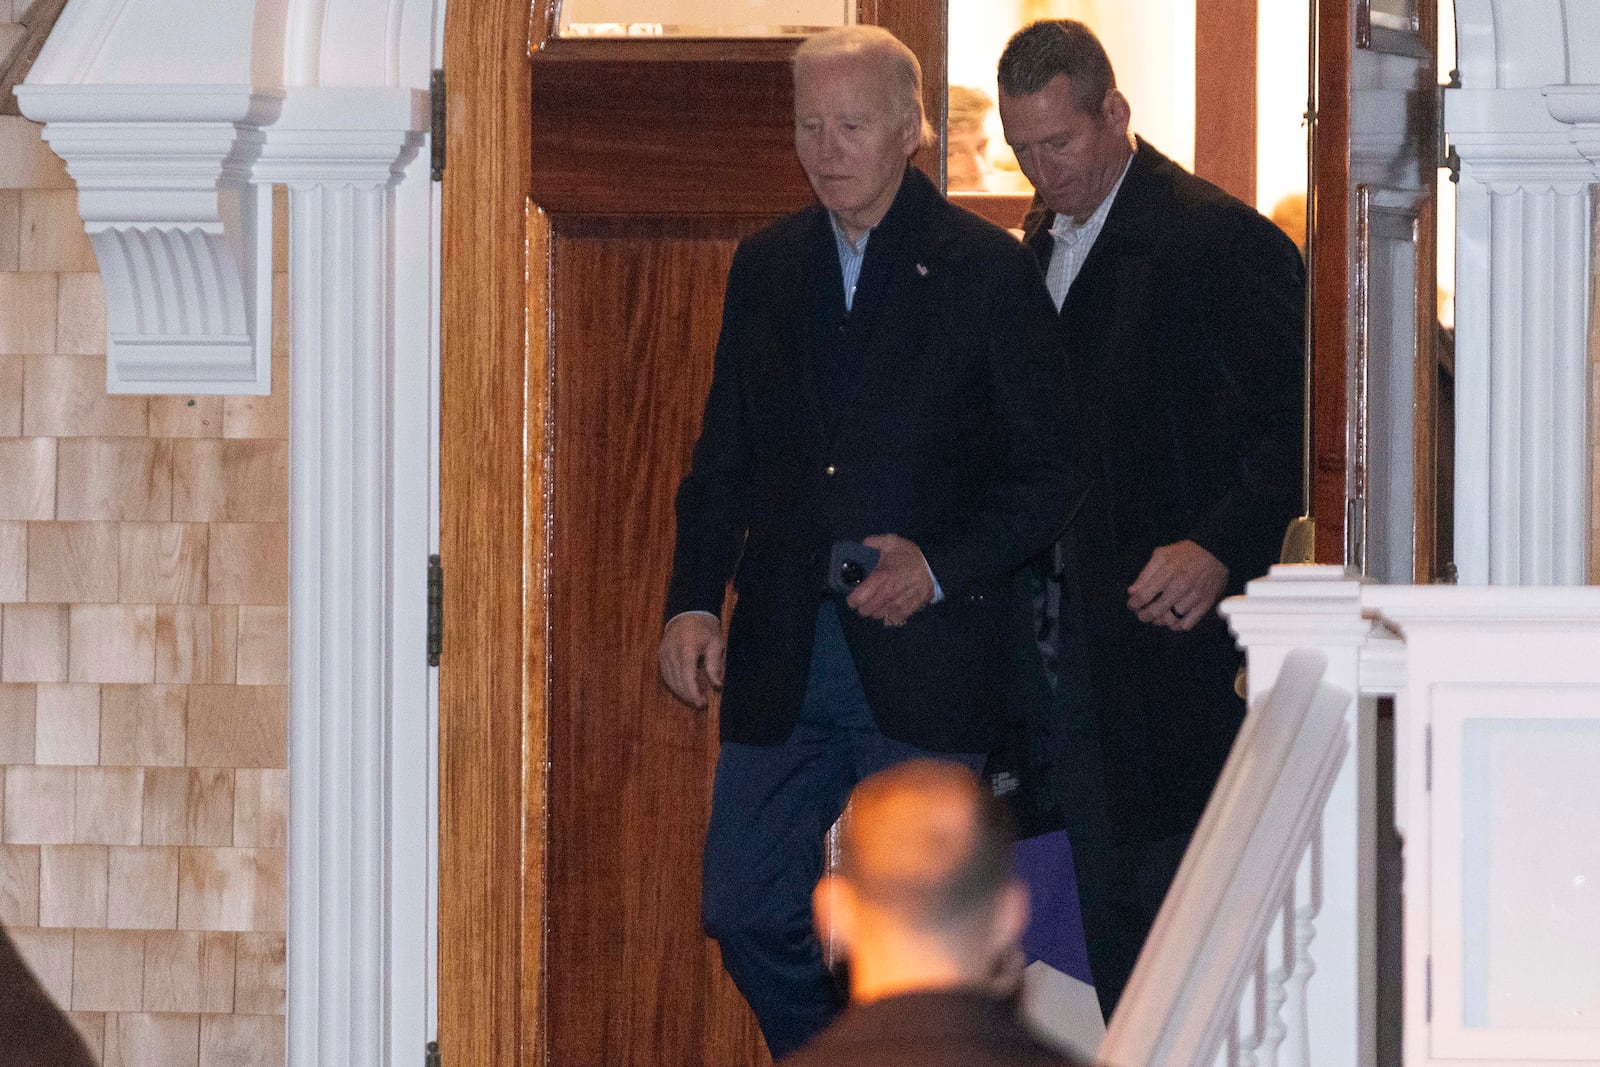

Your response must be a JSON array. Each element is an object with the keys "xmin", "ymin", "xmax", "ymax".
[
  {"xmin": 1309, "ymin": 0, "xmax": 1351, "ymax": 564},
  {"xmin": 1310, "ymin": 0, "xmax": 1442, "ymax": 572},
  {"xmin": 438, "ymin": 5, "xmax": 944, "ymax": 1064},
  {"xmin": 438, "ymin": 3, "xmax": 537, "ymax": 1065},
  {"xmin": 1195, "ymin": 0, "xmax": 1259, "ymax": 205}
]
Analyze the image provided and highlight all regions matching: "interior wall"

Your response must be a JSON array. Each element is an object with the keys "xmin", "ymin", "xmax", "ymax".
[
  {"xmin": 948, "ymin": 0, "xmax": 1309, "ymax": 217},
  {"xmin": 947, "ymin": 0, "xmax": 1023, "ymax": 97},
  {"xmin": 1255, "ymin": 0, "xmax": 1309, "ymax": 218},
  {"xmin": 0, "ymin": 110, "xmax": 288, "ymax": 1067},
  {"xmin": 947, "ymin": 0, "xmax": 1197, "ymax": 172}
]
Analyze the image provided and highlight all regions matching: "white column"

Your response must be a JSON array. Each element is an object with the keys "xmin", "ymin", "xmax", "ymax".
[
  {"xmin": 1220, "ymin": 566, "xmax": 1376, "ymax": 1067},
  {"xmin": 255, "ymin": 87, "xmax": 428, "ymax": 1067},
  {"xmin": 1448, "ymin": 88, "xmax": 1593, "ymax": 585},
  {"xmin": 1546, "ymin": 87, "xmax": 1600, "ymax": 589}
]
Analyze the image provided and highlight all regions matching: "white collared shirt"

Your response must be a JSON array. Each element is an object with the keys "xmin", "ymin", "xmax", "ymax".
[
  {"xmin": 829, "ymin": 213, "xmax": 870, "ymax": 311},
  {"xmin": 1044, "ymin": 152, "xmax": 1134, "ymax": 310}
]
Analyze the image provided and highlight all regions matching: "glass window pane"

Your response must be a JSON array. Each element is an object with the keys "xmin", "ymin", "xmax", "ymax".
[
  {"xmin": 1369, "ymin": 0, "xmax": 1417, "ymax": 32},
  {"xmin": 558, "ymin": 0, "xmax": 852, "ymax": 37}
]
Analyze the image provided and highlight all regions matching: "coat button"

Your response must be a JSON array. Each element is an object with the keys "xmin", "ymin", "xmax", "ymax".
[{"xmin": 825, "ymin": 465, "xmax": 837, "ymax": 476}]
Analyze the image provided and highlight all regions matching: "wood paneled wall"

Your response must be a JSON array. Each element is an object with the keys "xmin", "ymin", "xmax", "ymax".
[
  {"xmin": 437, "ymin": 2, "xmax": 535, "ymax": 1065},
  {"xmin": 543, "ymin": 219, "xmax": 764, "ymax": 1064},
  {"xmin": 528, "ymin": 34, "xmax": 807, "ymax": 1067}
]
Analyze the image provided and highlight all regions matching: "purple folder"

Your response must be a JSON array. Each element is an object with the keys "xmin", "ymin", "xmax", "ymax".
[{"xmin": 1015, "ymin": 829, "xmax": 1093, "ymax": 985}]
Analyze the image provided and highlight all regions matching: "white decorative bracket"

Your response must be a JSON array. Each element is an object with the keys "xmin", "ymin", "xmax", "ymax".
[{"xmin": 13, "ymin": 84, "xmax": 282, "ymax": 394}]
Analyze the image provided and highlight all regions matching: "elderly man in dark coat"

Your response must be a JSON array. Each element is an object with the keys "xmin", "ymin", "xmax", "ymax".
[{"xmin": 659, "ymin": 25, "xmax": 1077, "ymax": 1059}]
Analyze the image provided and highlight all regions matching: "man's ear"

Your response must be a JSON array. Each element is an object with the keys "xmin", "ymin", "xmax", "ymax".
[
  {"xmin": 901, "ymin": 110, "xmax": 927, "ymax": 156},
  {"xmin": 814, "ymin": 875, "xmax": 857, "ymax": 954},
  {"xmin": 1102, "ymin": 88, "xmax": 1132, "ymax": 135},
  {"xmin": 992, "ymin": 879, "xmax": 1031, "ymax": 954}
]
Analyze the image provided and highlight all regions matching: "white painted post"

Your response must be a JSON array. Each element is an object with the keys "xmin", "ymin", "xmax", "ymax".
[
  {"xmin": 1362, "ymin": 586, "xmax": 1600, "ymax": 1067},
  {"xmin": 255, "ymin": 87, "xmax": 428, "ymax": 1067},
  {"xmin": 1220, "ymin": 566, "xmax": 1375, "ymax": 1067}
]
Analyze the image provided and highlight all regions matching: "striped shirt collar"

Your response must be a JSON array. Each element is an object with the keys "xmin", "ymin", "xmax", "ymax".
[
  {"xmin": 829, "ymin": 212, "xmax": 871, "ymax": 312},
  {"xmin": 1045, "ymin": 149, "xmax": 1135, "ymax": 308}
]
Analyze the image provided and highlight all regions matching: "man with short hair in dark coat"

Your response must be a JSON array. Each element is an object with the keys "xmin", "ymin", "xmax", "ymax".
[
  {"xmin": 996, "ymin": 18, "xmax": 1306, "ymax": 1019},
  {"xmin": 781, "ymin": 760, "xmax": 1089, "ymax": 1067}
]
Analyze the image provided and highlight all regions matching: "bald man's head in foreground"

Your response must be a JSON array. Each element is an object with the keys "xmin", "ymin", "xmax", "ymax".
[{"xmin": 814, "ymin": 760, "xmax": 1030, "ymax": 1003}]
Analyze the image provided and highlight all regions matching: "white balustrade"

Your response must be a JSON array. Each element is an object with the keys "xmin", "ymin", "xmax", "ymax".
[
  {"xmin": 1099, "ymin": 646, "xmax": 1351, "ymax": 1067},
  {"xmin": 1111, "ymin": 566, "xmax": 1600, "ymax": 1066}
]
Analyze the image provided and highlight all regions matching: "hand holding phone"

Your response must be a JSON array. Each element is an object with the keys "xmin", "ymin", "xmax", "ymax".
[
  {"xmin": 827, "ymin": 540, "xmax": 881, "ymax": 596},
  {"xmin": 842, "ymin": 534, "xmax": 937, "ymax": 628}
]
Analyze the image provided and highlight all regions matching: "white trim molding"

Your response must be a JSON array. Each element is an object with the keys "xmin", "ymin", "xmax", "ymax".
[
  {"xmin": 1544, "ymin": 84, "xmax": 1600, "ymax": 171},
  {"xmin": 1446, "ymin": 1, "xmax": 1600, "ymax": 585}
]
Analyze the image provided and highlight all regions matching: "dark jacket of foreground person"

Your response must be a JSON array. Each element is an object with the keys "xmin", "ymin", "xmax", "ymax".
[
  {"xmin": 0, "ymin": 922, "xmax": 97, "ymax": 1067},
  {"xmin": 780, "ymin": 988, "xmax": 1088, "ymax": 1067}
]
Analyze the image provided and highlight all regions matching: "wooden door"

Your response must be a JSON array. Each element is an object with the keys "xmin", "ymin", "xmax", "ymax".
[
  {"xmin": 1308, "ymin": 0, "xmax": 1445, "ymax": 579},
  {"xmin": 439, "ymin": 5, "xmax": 945, "ymax": 1065}
]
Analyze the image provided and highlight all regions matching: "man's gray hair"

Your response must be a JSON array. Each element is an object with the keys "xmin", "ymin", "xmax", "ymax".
[
  {"xmin": 997, "ymin": 19, "xmax": 1117, "ymax": 114},
  {"xmin": 794, "ymin": 26, "xmax": 934, "ymax": 145}
]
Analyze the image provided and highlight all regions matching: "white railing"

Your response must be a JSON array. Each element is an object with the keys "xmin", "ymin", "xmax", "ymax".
[
  {"xmin": 1104, "ymin": 564, "xmax": 1600, "ymax": 1067},
  {"xmin": 1099, "ymin": 649, "xmax": 1349, "ymax": 1067}
]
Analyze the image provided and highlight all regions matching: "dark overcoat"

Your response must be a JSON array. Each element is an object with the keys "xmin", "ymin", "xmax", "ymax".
[{"xmin": 1025, "ymin": 139, "xmax": 1306, "ymax": 838}]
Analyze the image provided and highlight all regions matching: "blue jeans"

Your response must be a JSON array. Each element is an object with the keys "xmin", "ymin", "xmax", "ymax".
[{"xmin": 700, "ymin": 602, "xmax": 985, "ymax": 1059}]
